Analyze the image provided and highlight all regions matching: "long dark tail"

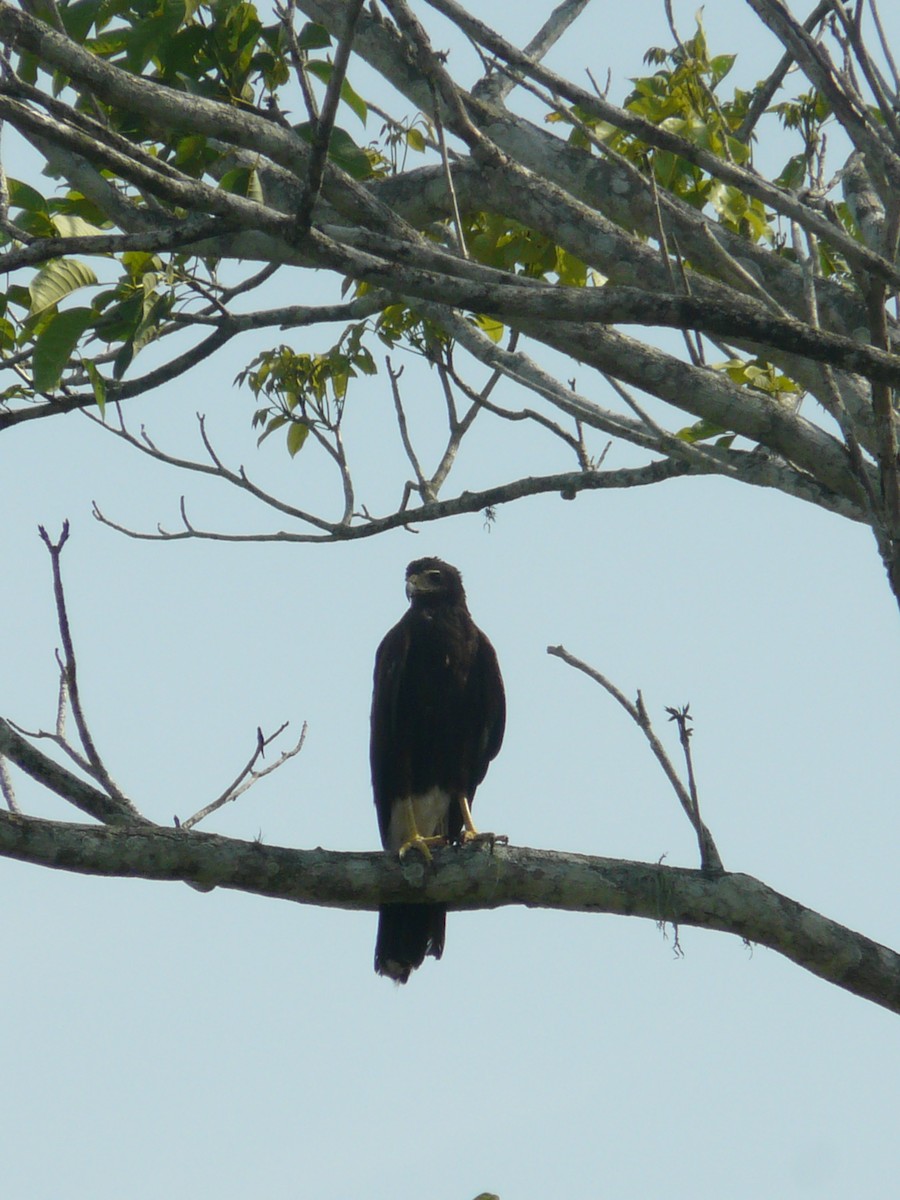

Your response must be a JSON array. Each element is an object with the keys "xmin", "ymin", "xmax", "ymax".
[{"xmin": 374, "ymin": 904, "xmax": 446, "ymax": 983}]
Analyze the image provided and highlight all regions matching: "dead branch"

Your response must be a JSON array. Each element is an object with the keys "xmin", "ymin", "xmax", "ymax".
[
  {"xmin": 180, "ymin": 722, "xmax": 308, "ymax": 830},
  {"xmin": 37, "ymin": 523, "xmax": 139, "ymax": 815},
  {"xmin": 547, "ymin": 645, "xmax": 724, "ymax": 874}
]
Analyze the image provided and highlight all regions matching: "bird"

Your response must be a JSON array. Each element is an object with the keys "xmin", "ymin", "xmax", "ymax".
[{"xmin": 370, "ymin": 557, "xmax": 506, "ymax": 983}]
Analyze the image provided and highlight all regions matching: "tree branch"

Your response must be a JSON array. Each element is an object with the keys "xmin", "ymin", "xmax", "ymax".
[
  {"xmin": 547, "ymin": 646, "xmax": 724, "ymax": 874},
  {"xmin": 0, "ymin": 717, "xmax": 149, "ymax": 826},
  {"xmin": 1, "ymin": 808, "xmax": 897, "ymax": 1013}
]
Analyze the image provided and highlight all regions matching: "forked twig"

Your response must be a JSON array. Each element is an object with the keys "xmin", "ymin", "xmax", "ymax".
[
  {"xmin": 37, "ymin": 523, "xmax": 138, "ymax": 813},
  {"xmin": 179, "ymin": 721, "xmax": 308, "ymax": 830},
  {"xmin": 5, "ymin": 529, "xmax": 306, "ymax": 836},
  {"xmin": 387, "ymin": 357, "xmax": 433, "ymax": 502},
  {"xmin": 548, "ymin": 645, "xmax": 723, "ymax": 874}
]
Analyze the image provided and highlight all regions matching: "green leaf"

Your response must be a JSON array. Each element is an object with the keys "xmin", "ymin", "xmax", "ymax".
[
  {"xmin": 675, "ymin": 417, "xmax": 728, "ymax": 444},
  {"xmin": 51, "ymin": 213, "xmax": 106, "ymax": 238},
  {"xmin": 473, "ymin": 314, "xmax": 504, "ymax": 343},
  {"xmin": 405, "ymin": 127, "xmax": 426, "ymax": 153},
  {"xmin": 29, "ymin": 259, "xmax": 98, "ymax": 315},
  {"xmin": 323, "ymin": 128, "xmax": 372, "ymax": 179},
  {"xmin": 85, "ymin": 359, "xmax": 107, "ymax": 417},
  {"xmin": 32, "ymin": 307, "xmax": 94, "ymax": 392},
  {"xmin": 111, "ymin": 292, "xmax": 170, "ymax": 380},
  {"xmin": 257, "ymin": 412, "xmax": 287, "ymax": 446},
  {"xmin": 286, "ymin": 420, "xmax": 310, "ymax": 457},
  {"xmin": 8, "ymin": 178, "xmax": 49, "ymax": 215},
  {"xmin": 709, "ymin": 53, "xmax": 736, "ymax": 83},
  {"xmin": 60, "ymin": 0, "xmax": 99, "ymax": 42},
  {"xmin": 218, "ymin": 166, "xmax": 263, "ymax": 201},
  {"xmin": 296, "ymin": 22, "xmax": 331, "ymax": 50},
  {"xmin": 305, "ymin": 60, "xmax": 367, "ymax": 123}
]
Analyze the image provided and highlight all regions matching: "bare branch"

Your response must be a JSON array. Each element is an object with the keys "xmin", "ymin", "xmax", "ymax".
[
  {"xmin": 88, "ymin": 408, "xmax": 337, "ymax": 533},
  {"xmin": 735, "ymin": 1, "xmax": 832, "ymax": 143},
  {"xmin": 664, "ymin": 704, "xmax": 720, "ymax": 874},
  {"xmin": 181, "ymin": 721, "xmax": 308, "ymax": 830},
  {"xmin": 387, "ymin": 359, "xmax": 433, "ymax": 502},
  {"xmin": 473, "ymin": 0, "xmax": 592, "ymax": 102},
  {"xmin": 547, "ymin": 645, "xmax": 724, "ymax": 874},
  {"xmin": 37, "ymin": 524, "xmax": 137, "ymax": 813},
  {"xmin": 91, "ymin": 458, "xmax": 709, "ymax": 542}
]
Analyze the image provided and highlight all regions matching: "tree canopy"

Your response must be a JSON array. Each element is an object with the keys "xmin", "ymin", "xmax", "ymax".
[{"xmin": 2, "ymin": 0, "xmax": 899, "ymax": 576}]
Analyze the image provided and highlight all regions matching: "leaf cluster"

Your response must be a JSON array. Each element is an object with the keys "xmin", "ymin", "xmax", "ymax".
[{"xmin": 241, "ymin": 324, "xmax": 376, "ymax": 456}]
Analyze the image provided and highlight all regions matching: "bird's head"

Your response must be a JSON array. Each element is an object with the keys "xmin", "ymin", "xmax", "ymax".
[{"xmin": 405, "ymin": 558, "xmax": 466, "ymax": 606}]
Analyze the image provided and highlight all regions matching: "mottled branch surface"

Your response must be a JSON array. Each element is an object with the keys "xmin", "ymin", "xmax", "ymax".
[{"xmin": 1, "ymin": 808, "xmax": 897, "ymax": 1014}]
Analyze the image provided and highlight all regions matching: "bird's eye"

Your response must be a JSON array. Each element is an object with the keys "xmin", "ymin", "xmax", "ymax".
[{"xmin": 426, "ymin": 570, "xmax": 442, "ymax": 581}]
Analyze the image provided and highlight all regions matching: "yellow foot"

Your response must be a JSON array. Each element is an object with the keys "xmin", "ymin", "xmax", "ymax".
[
  {"xmin": 460, "ymin": 830, "xmax": 508, "ymax": 849},
  {"xmin": 398, "ymin": 834, "xmax": 447, "ymax": 863}
]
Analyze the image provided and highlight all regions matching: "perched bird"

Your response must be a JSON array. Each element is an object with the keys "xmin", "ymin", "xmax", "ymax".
[{"xmin": 370, "ymin": 557, "xmax": 506, "ymax": 983}]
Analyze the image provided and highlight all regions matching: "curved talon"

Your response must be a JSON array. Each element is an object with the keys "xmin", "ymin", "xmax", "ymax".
[{"xmin": 398, "ymin": 833, "xmax": 446, "ymax": 862}]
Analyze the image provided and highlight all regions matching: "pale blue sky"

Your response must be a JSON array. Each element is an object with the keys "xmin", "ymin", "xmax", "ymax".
[{"xmin": 3, "ymin": 3, "xmax": 900, "ymax": 1197}]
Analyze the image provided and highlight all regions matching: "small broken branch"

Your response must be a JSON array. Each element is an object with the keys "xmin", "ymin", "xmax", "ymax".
[
  {"xmin": 180, "ymin": 721, "xmax": 308, "ymax": 830},
  {"xmin": 547, "ymin": 645, "xmax": 724, "ymax": 873}
]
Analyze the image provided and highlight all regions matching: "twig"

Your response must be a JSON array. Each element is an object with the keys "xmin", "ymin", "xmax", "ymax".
[
  {"xmin": 37, "ymin": 523, "xmax": 136, "ymax": 811},
  {"xmin": 387, "ymin": 357, "xmax": 433, "ymax": 501},
  {"xmin": 444, "ymin": 349, "xmax": 590, "ymax": 467},
  {"xmin": 180, "ymin": 721, "xmax": 308, "ymax": 830},
  {"xmin": 547, "ymin": 645, "xmax": 724, "ymax": 874},
  {"xmin": 295, "ymin": 0, "xmax": 365, "ymax": 233},
  {"xmin": 647, "ymin": 170, "xmax": 703, "ymax": 367},
  {"xmin": 867, "ymin": 0, "xmax": 900, "ymax": 97},
  {"xmin": 472, "ymin": 0, "xmax": 592, "ymax": 103},
  {"xmin": 433, "ymin": 102, "xmax": 468, "ymax": 258},
  {"xmin": 0, "ymin": 717, "xmax": 148, "ymax": 826},
  {"xmin": 8, "ymin": 714, "xmax": 94, "ymax": 779},
  {"xmin": 829, "ymin": 0, "xmax": 900, "ymax": 145},
  {"xmin": 88, "ymin": 407, "xmax": 336, "ymax": 533},
  {"xmin": 734, "ymin": 1, "xmax": 832, "ymax": 143},
  {"xmin": 54, "ymin": 652, "xmax": 68, "ymax": 738},
  {"xmin": 277, "ymin": 0, "xmax": 320, "ymax": 122},
  {"xmin": 384, "ymin": 0, "xmax": 497, "ymax": 160},
  {"xmin": 428, "ymin": 359, "xmax": 482, "ymax": 494},
  {"xmin": 663, "ymin": 703, "xmax": 718, "ymax": 872}
]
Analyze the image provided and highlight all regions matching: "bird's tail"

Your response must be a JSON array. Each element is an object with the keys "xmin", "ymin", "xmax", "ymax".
[{"xmin": 374, "ymin": 904, "xmax": 446, "ymax": 983}]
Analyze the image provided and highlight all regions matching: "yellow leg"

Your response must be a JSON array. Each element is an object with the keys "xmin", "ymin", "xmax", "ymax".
[
  {"xmin": 397, "ymin": 797, "xmax": 447, "ymax": 862},
  {"xmin": 459, "ymin": 795, "xmax": 508, "ymax": 848},
  {"xmin": 459, "ymin": 794, "xmax": 479, "ymax": 842}
]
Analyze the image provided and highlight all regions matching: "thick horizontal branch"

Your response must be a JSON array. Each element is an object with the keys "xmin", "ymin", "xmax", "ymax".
[{"xmin": 1, "ymin": 808, "xmax": 898, "ymax": 1013}]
